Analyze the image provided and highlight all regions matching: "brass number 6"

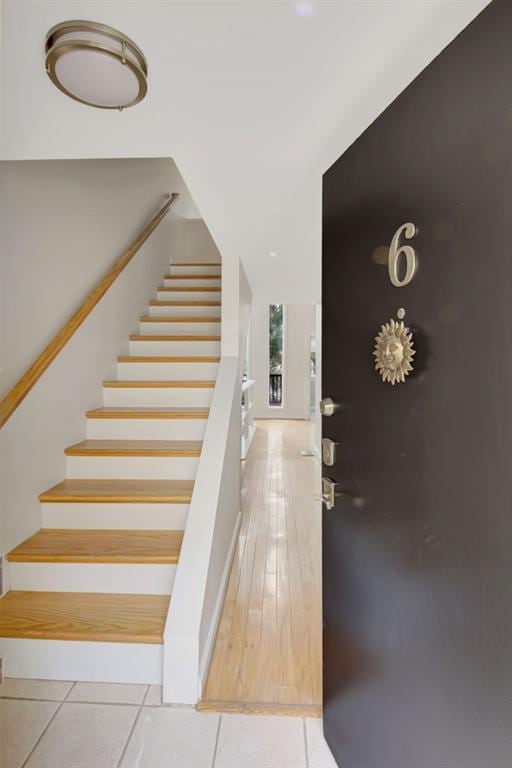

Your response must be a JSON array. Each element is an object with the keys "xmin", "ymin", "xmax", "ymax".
[{"xmin": 388, "ymin": 222, "xmax": 417, "ymax": 287}]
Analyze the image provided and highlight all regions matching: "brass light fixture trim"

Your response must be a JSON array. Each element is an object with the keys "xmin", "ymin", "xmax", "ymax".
[{"xmin": 45, "ymin": 20, "xmax": 148, "ymax": 110}]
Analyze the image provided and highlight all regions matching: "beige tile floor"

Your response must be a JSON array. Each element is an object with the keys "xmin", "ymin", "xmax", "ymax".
[{"xmin": 0, "ymin": 678, "xmax": 338, "ymax": 768}]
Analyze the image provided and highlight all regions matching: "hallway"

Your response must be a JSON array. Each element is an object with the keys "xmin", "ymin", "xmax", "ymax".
[{"xmin": 201, "ymin": 420, "xmax": 322, "ymax": 716}]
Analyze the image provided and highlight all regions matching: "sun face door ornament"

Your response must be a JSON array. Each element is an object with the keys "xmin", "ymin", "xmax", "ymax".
[{"xmin": 373, "ymin": 319, "xmax": 415, "ymax": 385}]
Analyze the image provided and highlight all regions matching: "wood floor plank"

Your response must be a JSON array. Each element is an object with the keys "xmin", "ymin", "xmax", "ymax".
[
  {"xmin": 0, "ymin": 591, "xmax": 169, "ymax": 643},
  {"xmin": 197, "ymin": 700, "xmax": 321, "ymax": 717},
  {"xmin": 64, "ymin": 439, "xmax": 202, "ymax": 457},
  {"xmin": 201, "ymin": 420, "xmax": 322, "ymax": 713},
  {"xmin": 238, "ymin": 458, "xmax": 273, "ymax": 699},
  {"xmin": 7, "ymin": 529, "xmax": 183, "ymax": 563},
  {"xmin": 39, "ymin": 479, "xmax": 194, "ymax": 503}
]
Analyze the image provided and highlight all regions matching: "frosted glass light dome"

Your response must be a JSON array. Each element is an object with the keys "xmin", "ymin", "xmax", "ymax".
[{"xmin": 45, "ymin": 21, "xmax": 148, "ymax": 110}]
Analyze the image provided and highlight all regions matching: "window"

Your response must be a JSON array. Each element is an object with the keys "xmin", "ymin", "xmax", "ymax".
[{"xmin": 269, "ymin": 304, "xmax": 284, "ymax": 406}]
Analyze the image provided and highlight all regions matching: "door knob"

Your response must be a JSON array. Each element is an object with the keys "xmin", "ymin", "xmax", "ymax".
[{"xmin": 320, "ymin": 397, "xmax": 337, "ymax": 417}]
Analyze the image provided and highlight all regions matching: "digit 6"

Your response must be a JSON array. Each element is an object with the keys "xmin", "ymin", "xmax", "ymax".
[{"xmin": 388, "ymin": 222, "xmax": 417, "ymax": 287}]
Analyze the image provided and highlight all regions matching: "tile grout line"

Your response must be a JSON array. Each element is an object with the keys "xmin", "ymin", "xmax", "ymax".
[
  {"xmin": 1, "ymin": 696, "xmax": 153, "ymax": 708},
  {"xmin": 211, "ymin": 713, "xmax": 222, "ymax": 768},
  {"xmin": 303, "ymin": 717, "xmax": 310, "ymax": 768},
  {"xmin": 20, "ymin": 698, "xmax": 66, "ymax": 768},
  {"xmin": 116, "ymin": 704, "xmax": 143, "ymax": 768},
  {"xmin": 20, "ymin": 680, "xmax": 75, "ymax": 768},
  {"xmin": 0, "ymin": 680, "xmax": 76, "ymax": 705},
  {"xmin": 141, "ymin": 683, "xmax": 150, "ymax": 705},
  {"xmin": 0, "ymin": 696, "xmax": 68, "ymax": 703},
  {"xmin": 65, "ymin": 681, "xmax": 76, "ymax": 701}
]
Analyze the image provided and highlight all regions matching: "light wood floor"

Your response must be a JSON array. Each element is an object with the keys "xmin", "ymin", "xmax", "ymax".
[{"xmin": 200, "ymin": 419, "xmax": 322, "ymax": 717}]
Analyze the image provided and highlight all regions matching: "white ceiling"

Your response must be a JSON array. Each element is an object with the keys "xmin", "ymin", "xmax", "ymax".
[{"xmin": 0, "ymin": 0, "xmax": 489, "ymax": 303}]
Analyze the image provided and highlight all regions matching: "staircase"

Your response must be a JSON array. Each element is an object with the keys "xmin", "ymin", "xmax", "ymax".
[{"xmin": 0, "ymin": 260, "xmax": 222, "ymax": 684}]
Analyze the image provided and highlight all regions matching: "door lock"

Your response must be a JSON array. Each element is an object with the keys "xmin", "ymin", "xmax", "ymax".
[
  {"xmin": 320, "ymin": 397, "xmax": 337, "ymax": 417},
  {"xmin": 321, "ymin": 477, "xmax": 341, "ymax": 510},
  {"xmin": 322, "ymin": 438, "xmax": 338, "ymax": 466}
]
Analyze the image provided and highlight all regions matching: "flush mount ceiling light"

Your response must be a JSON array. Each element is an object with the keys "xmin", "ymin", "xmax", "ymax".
[{"xmin": 45, "ymin": 20, "xmax": 148, "ymax": 110}]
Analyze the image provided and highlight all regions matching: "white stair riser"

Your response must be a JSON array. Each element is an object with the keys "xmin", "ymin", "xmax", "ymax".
[
  {"xmin": 139, "ymin": 321, "xmax": 221, "ymax": 336},
  {"xmin": 169, "ymin": 264, "xmax": 221, "ymax": 275},
  {"xmin": 87, "ymin": 417, "xmax": 207, "ymax": 440},
  {"xmin": 103, "ymin": 386, "xmax": 214, "ymax": 408},
  {"xmin": 129, "ymin": 339, "xmax": 220, "ymax": 356},
  {"xmin": 117, "ymin": 361, "xmax": 219, "ymax": 380},
  {"xmin": 156, "ymin": 290, "xmax": 221, "ymax": 302},
  {"xmin": 66, "ymin": 455, "xmax": 199, "ymax": 480},
  {"xmin": 9, "ymin": 562, "xmax": 176, "ymax": 595},
  {"xmin": 148, "ymin": 305, "xmax": 221, "ymax": 318},
  {"xmin": 42, "ymin": 502, "xmax": 189, "ymax": 530},
  {"xmin": 163, "ymin": 278, "xmax": 221, "ymax": 288},
  {"xmin": 0, "ymin": 638, "xmax": 162, "ymax": 684}
]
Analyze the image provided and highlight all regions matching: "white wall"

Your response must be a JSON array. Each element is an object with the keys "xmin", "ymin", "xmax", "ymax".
[
  {"xmin": 0, "ymin": 1, "xmax": 489, "ymax": 305},
  {"xmin": 0, "ymin": 158, "xmax": 196, "ymax": 395},
  {"xmin": 0, "ymin": 0, "xmax": 3, "ymax": 142},
  {"xmin": 171, "ymin": 219, "xmax": 221, "ymax": 265},
  {"xmin": 0, "ymin": 157, "xmax": 199, "ymax": 555},
  {"xmin": 238, "ymin": 262, "xmax": 252, "ymax": 373},
  {"xmin": 251, "ymin": 303, "xmax": 315, "ymax": 420},
  {"xmin": 220, "ymin": 254, "xmax": 251, "ymax": 360},
  {"xmin": 163, "ymin": 356, "xmax": 241, "ymax": 703}
]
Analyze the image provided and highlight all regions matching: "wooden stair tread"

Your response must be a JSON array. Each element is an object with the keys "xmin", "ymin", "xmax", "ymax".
[
  {"xmin": 7, "ymin": 529, "xmax": 183, "ymax": 564},
  {"xmin": 140, "ymin": 316, "xmax": 221, "ymax": 323},
  {"xmin": 39, "ymin": 479, "xmax": 194, "ymax": 503},
  {"xmin": 157, "ymin": 286, "xmax": 221, "ymax": 292},
  {"xmin": 103, "ymin": 380, "xmax": 215, "ymax": 388},
  {"xmin": 65, "ymin": 439, "xmax": 202, "ymax": 456},
  {"xmin": 149, "ymin": 301, "xmax": 221, "ymax": 307},
  {"xmin": 87, "ymin": 407, "xmax": 209, "ymax": 419},
  {"xmin": 0, "ymin": 591, "xmax": 169, "ymax": 643},
  {"xmin": 164, "ymin": 275, "xmax": 221, "ymax": 280},
  {"xmin": 117, "ymin": 356, "xmax": 220, "ymax": 363},
  {"xmin": 129, "ymin": 335, "xmax": 221, "ymax": 341},
  {"xmin": 170, "ymin": 262, "xmax": 221, "ymax": 267}
]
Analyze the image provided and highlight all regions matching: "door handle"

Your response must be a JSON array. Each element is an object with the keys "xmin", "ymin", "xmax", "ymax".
[
  {"xmin": 316, "ymin": 480, "xmax": 357, "ymax": 510},
  {"xmin": 320, "ymin": 477, "xmax": 341, "ymax": 510},
  {"xmin": 320, "ymin": 397, "xmax": 337, "ymax": 417}
]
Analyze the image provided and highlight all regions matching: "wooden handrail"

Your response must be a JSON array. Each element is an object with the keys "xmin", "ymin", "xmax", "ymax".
[{"xmin": 0, "ymin": 192, "xmax": 180, "ymax": 429}]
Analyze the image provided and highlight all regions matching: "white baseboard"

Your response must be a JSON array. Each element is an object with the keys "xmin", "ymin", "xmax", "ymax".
[{"xmin": 198, "ymin": 508, "xmax": 242, "ymax": 696}]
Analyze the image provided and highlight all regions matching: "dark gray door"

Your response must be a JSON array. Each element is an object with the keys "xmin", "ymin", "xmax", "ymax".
[{"xmin": 322, "ymin": 2, "xmax": 512, "ymax": 766}]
